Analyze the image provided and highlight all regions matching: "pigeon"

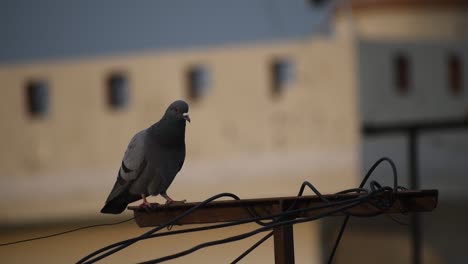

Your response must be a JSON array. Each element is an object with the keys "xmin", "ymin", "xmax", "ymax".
[{"xmin": 100, "ymin": 100, "xmax": 190, "ymax": 214}]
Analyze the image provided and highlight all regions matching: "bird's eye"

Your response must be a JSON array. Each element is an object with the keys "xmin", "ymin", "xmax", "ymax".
[{"xmin": 174, "ymin": 107, "xmax": 179, "ymax": 113}]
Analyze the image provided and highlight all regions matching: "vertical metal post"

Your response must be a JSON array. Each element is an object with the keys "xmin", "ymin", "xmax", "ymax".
[
  {"xmin": 273, "ymin": 202, "xmax": 295, "ymax": 264},
  {"xmin": 273, "ymin": 224, "xmax": 295, "ymax": 264},
  {"xmin": 408, "ymin": 130, "xmax": 422, "ymax": 264}
]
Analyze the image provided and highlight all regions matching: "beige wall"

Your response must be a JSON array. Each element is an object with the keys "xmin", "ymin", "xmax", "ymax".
[
  {"xmin": 0, "ymin": 15, "xmax": 358, "ymax": 263},
  {"xmin": 0, "ymin": 20, "xmax": 359, "ymax": 221},
  {"xmin": 348, "ymin": 6, "xmax": 468, "ymax": 41}
]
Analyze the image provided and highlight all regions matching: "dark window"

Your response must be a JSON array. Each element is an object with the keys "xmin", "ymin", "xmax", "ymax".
[
  {"xmin": 447, "ymin": 53, "xmax": 463, "ymax": 95},
  {"xmin": 26, "ymin": 80, "xmax": 49, "ymax": 118},
  {"xmin": 271, "ymin": 58, "xmax": 295, "ymax": 97},
  {"xmin": 308, "ymin": 0, "xmax": 326, "ymax": 7},
  {"xmin": 107, "ymin": 72, "xmax": 129, "ymax": 109},
  {"xmin": 393, "ymin": 52, "xmax": 410, "ymax": 95},
  {"xmin": 187, "ymin": 65, "xmax": 210, "ymax": 101}
]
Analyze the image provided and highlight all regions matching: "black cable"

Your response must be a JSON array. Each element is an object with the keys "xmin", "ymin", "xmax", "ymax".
[
  {"xmin": 230, "ymin": 231, "xmax": 274, "ymax": 264},
  {"xmin": 139, "ymin": 199, "xmax": 366, "ymax": 264},
  {"xmin": 80, "ymin": 188, "xmax": 317, "ymax": 264},
  {"xmin": 140, "ymin": 185, "xmax": 394, "ymax": 263},
  {"xmin": 230, "ymin": 180, "xmax": 333, "ymax": 263},
  {"xmin": 0, "ymin": 217, "xmax": 135, "ymax": 247},
  {"xmin": 79, "ymin": 157, "xmax": 403, "ymax": 264},
  {"xmin": 82, "ymin": 177, "xmax": 393, "ymax": 263},
  {"xmin": 327, "ymin": 157, "xmax": 398, "ymax": 264},
  {"xmin": 1, "ymin": 156, "xmax": 404, "ymax": 264},
  {"xmin": 327, "ymin": 215, "xmax": 349, "ymax": 264},
  {"xmin": 297, "ymin": 181, "xmax": 330, "ymax": 202},
  {"xmin": 229, "ymin": 180, "xmax": 332, "ymax": 263},
  {"xmin": 78, "ymin": 193, "xmax": 243, "ymax": 264},
  {"xmin": 334, "ymin": 188, "xmax": 368, "ymax": 195},
  {"xmin": 78, "ymin": 192, "xmax": 364, "ymax": 264}
]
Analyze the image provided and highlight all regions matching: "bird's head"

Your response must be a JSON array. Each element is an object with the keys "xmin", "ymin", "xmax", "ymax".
[{"xmin": 165, "ymin": 100, "xmax": 191, "ymax": 123}]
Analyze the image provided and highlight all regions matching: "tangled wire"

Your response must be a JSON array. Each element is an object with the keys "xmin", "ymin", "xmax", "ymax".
[{"xmin": 75, "ymin": 157, "xmax": 405, "ymax": 264}]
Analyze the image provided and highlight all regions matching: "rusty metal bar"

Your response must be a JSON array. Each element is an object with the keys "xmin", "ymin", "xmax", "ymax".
[
  {"xmin": 129, "ymin": 190, "xmax": 437, "ymax": 264},
  {"xmin": 128, "ymin": 190, "xmax": 438, "ymax": 227}
]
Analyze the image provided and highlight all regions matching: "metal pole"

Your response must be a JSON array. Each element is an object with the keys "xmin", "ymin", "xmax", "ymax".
[
  {"xmin": 273, "ymin": 202, "xmax": 295, "ymax": 264},
  {"xmin": 273, "ymin": 224, "xmax": 295, "ymax": 264},
  {"xmin": 408, "ymin": 130, "xmax": 422, "ymax": 264}
]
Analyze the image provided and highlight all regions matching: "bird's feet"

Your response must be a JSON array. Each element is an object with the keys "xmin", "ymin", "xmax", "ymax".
[
  {"xmin": 138, "ymin": 200, "xmax": 151, "ymax": 208},
  {"xmin": 161, "ymin": 194, "xmax": 186, "ymax": 205},
  {"xmin": 138, "ymin": 202, "xmax": 159, "ymax": 212},
  {"xmin": 138, "ymin": 196, "xmax": 158, "ymax": 211}
]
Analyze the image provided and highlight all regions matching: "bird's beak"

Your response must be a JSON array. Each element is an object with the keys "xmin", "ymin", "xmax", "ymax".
[{"xmin": 183, "ymin": 112, "xmax": 191, "ymax": 123}]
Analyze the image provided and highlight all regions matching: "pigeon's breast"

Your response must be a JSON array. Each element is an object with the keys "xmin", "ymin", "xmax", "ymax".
[{"xmin": 147, "ymin": 144, "xmax": 185, "ymax": 195}]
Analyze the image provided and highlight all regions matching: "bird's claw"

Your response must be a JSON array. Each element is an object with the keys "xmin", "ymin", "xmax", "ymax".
[{"xmin": 139, "ymin": 202, "xmax": 158, "ymax": 211}]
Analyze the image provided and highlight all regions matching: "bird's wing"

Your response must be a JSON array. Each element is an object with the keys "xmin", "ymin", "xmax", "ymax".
[
  {"xmin": 104, "ymin": 130, "xmax": 147, "ymax": 203},
  {"xmin": 119, "ymin": 130, "xmax": 147, "ymax": 182}
]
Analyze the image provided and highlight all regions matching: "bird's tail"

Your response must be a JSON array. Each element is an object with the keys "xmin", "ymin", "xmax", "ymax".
[
  {"xmin": 100, "ymin": 193, "xmax": 138, "ymax": 214},
  {"xmin": 100, "ymin": 199, "xmax": 128, "ymax": 214}
]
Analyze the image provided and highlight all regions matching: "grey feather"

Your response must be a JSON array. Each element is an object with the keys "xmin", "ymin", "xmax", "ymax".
[
  {"xmin": 103, "ymin": 130, "xmax": 147, "ymax": 204},
  {"xmin": 101, "ymin": 100, "xmax": 190, "ymax": 214},
  {"xmin": 120, "ymin": 130, "xmax": 146, "ymax": 182}
]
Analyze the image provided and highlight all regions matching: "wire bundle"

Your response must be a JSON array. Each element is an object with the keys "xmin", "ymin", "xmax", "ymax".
[
  {"xmin": 76, "ymin": 157, "xmax": 404, "ymax": 264},
  {"xmin": 0, "ymin": 157, "xmax": 403, "ymax": 263}
]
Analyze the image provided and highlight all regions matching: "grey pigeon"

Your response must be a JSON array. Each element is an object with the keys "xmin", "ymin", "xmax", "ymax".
[{"xmin": 101, "ymin": 100, "xmax": 190, "ymax": 214}]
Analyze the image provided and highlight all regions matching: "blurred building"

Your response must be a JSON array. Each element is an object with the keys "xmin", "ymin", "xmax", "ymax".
[
  {"xmin": 0, "ymin": 0, "xmax": 466, "ymax": 263},
  {"xmin": 342, "ymin": 1, "xmax": 468, "ymax": 264},
  {"xmin": 357, "ymin": 0, "xmax": 468, "ymax": 196},
  {"xmin": 0, "ymin": 1, "xmax": 358, "ymax": 263}
]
